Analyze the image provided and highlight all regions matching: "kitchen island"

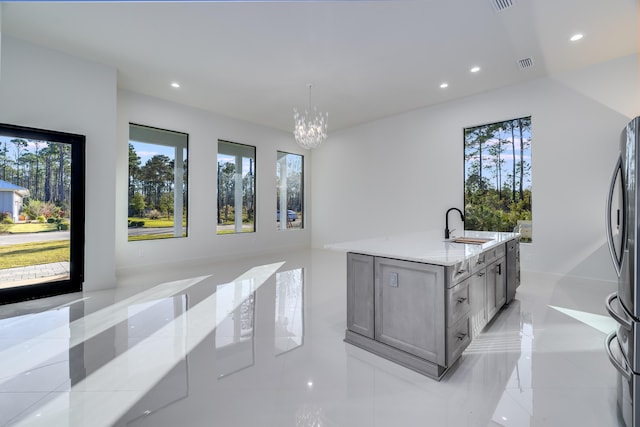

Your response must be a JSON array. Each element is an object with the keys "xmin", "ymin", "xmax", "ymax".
[{"xmin": 326, "ymin": 230, "xmax": 520, "ymax": 380}]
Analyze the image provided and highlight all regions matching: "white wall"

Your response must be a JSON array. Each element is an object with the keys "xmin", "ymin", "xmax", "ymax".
[
  {"xmin": 116, "ymin": 91, "xmax": 311, "ymax": 277},
  {"xmin": 0, "ymin": 36, "xmax": 311, "ymax": 290},
  {"xmin": 0, "ymin": 36, "xmax": 118, "ymax": 291},
  {"xmin": 2, "ymin": 33, "xmax": 637, "ymax": 288},
  {"xmin": 311, "ymin": 55, "xmax": 639, "ymax": 282}
]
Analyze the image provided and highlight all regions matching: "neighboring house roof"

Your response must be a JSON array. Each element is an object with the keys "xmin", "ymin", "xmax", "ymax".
[{"xmin": 0, "ymin": 180, "xmax": 30, "ymax": 197}]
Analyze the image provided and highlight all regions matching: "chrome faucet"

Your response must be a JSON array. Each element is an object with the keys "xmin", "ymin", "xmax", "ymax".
[{"xmin": 445, "ymin": 208, "xmax": 465, "ymax": 239}]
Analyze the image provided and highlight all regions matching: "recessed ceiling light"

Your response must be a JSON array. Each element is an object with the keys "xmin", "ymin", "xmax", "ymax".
[
  {"xmin": 171, "ymin": 82, "xmax": 181, "ymax": 88},
  {"xmin": 470, "ymin": 66, "xmax": 481, "ymax": 73},
  {"xmin": 570, "ymin": 33, "xmax": 583, "ymax": 42},
  {"xmin": 440, "ymin": 83, "xmax": 449, "ymax": 89}
]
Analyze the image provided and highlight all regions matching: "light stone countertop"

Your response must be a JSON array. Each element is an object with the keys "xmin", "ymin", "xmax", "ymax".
[{"xmin": 325, "ymin": 230, "xmax": 520, "ymax": 266}]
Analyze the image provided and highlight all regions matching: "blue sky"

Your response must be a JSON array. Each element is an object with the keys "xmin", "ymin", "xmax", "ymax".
[{"xmin": 130, "ymin": 140, "xmax": 177, "ymax": 165}]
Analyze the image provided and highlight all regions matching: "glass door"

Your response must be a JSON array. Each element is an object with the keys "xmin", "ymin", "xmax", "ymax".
[{"xmin": 0, "ymin": 123, "xmax": 85, "ymax": 305}]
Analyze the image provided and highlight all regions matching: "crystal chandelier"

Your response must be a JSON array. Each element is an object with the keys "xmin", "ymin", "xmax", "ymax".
[{"xmin": 293, "ymin": 84, "xmax": 328, "ymax": 149}]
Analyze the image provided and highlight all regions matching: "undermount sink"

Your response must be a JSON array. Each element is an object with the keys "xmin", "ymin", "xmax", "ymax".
[{"xmin": 450, "ymin": 237, "xmax": 493, "ymax": 245}]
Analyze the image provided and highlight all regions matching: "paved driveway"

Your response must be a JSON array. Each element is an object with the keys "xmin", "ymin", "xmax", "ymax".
[
  {"xmin": 0, "ymin": 231, "xmax": 70, "ymax": 246},
  {"xmin": 127, "ymin": 227, "xmax": 175, "ymax": 237}
]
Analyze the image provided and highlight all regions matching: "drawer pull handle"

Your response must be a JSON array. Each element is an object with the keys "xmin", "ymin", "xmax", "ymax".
[
  {"xmin": 477, "ymin": 272, "xmax": 485, "ymax": 277},
  {"xmin": 456, "ymin": 333, "xmax": 467, "ymax": 341},
  {"xmin": 456, "ymin": 297, "xmax": 467, "ymax": 304},
  {"xmin": 476, "ymin": 260, "xmax": 484, "ymax": 265},
  {"xmin": 457, "ymin": 269, "xmax": 467, "ymax": 275}
]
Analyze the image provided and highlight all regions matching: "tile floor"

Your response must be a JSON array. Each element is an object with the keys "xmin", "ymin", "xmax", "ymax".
[{"xmin": 0, "ymin": 249, "xmax": 624, "ymax": 426}]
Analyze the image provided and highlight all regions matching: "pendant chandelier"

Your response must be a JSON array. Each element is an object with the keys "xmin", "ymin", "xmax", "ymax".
[{"xmin": 293, "ymin": 84, "xmax": 328, "ymax": 149}]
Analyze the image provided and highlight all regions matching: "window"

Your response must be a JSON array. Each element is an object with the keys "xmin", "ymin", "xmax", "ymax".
[
  {"xmin": 128, "ymin": 124, "xmax": 188, "ymax": 241},
  {"xmin": 217, "ymin": 140, "xmax": 256, "ymax": 234},
  {"xmin": 276, "ymin": 151, "xmax": 303, "ymax": 230},
  {"xmin": 0, "ymin": 123, "xmax": 85, "ymax": 305},
  {"xmin": 464, "ymin": 116, "xmax": 532, "ymax": 242}
]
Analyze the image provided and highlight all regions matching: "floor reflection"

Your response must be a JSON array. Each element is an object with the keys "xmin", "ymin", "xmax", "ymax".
[
  {"xmin": 7, "ymin": 263, "xmax": 283, "ymax": 427},
  {"xmin": 0, "ymin": 251, "xmax": 621, "ymax": 427},
  {"xmin": 275, "ymin": 268, "xmax": 304, "ymax": 356},
  {"xmin": 216, "ymin": 284, "xmax": 255, "ymax": 379},
  {"xmin": 490, "ymin": 305, "xmax": 534, "ymax": 426}
]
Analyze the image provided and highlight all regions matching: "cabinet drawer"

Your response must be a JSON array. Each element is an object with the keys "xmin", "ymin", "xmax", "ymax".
[
  {"xmin": 446, "ymin": 259, "xmax": 471, "ymax": 288},
  {"xmin": 447, "ymin": 316, "xmax": 471, "ymax": 366},
  {"xmin": 483, "ymin": 243, "xmax": 506, "ymax": 266},
  {"xmin": 447, "ymin": 278, "xmax": 471, "ymax": 324}
]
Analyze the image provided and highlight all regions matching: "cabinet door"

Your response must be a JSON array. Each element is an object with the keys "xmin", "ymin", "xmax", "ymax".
[
  {"xmin": 468, "ymin": 270, "xmax": 487, "ymax": 338},
  {"xmin": 347, "ymin": 253, "xmax": 375, "ymax": 338},
  {"xmin": 486, "ymin": 258, "xmax": 506, "ymax": 320},
  {"xmin": 374, "ymin": 257, "xmax": 445, "ymax": 366}
]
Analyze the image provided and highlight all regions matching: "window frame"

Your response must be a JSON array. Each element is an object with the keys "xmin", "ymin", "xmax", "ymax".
[
  {"xmin": 0, "ymin": 122, "xmax": 85, "ymax": 305},
  {"xmin": 276, "ymin": 151, "xmax": 304, "ymax": 231},
  {"xmin": 128, "ymin": 123, "xmax": 189, "ymax": 241},
  {"xmin": 463, "ymin": 116, "xmax": 532, "ymax": 242},
  {"xmin": 217, "ymin": 140, "xmax": 257, "ymax": 235}
]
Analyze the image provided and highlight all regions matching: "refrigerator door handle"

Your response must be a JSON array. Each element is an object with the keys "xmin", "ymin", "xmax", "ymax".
[
  {"xmin": 606, "ymin": 155, "xmax": 624, "ymax": 277},
  {"xmin": 606, "ymin": 292, "xmax": 633, "ymax": 331},
  {"xmin": 606, "ymin": 331, "xmax": 632, "ymax": 381}
]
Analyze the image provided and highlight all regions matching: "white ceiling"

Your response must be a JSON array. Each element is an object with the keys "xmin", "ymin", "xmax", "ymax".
[{"xmin": 1, "ymin": 1, "xmax": 638, "ymax": 132}]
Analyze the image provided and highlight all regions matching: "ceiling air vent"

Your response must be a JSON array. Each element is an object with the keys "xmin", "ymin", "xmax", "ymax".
[
  {"xmin": 490, "ymin": 0, "xmax": 515, "ymax": 12},
  {"xmin": 518, "ymin": 57, "xmax": 534, "ymax": 70}
]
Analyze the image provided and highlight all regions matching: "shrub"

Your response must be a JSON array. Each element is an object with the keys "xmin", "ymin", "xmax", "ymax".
[
  {"xmin": 36, "ymin": 215, "xmax": 46, "ymax": 223},
  {"xmin": 146, "ymin": 209, "xmax": 161, "ymax": 219},
  {"xmin": 0, "ymin": 213, "xmax": 12, "ymax": 233},
  {"xmin": 47, "ymin": 217, "xmax": 56, "ymax": 224},
  {"xmin": 1, "ymin": 212, "xmax": 13, "ymax": 223},
  {"xmin": 24, "ymin": 200, "xmax": 60, "ymax": 220},
  {"xmin": 58, "ymin": 222, "xmax": 70, "ymax": 231}
]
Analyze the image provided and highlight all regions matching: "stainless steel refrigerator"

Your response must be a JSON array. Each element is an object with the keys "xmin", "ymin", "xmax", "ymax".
[{"xmin": 606, "ymin": 116, "xmax": 640, "ymax": 427}]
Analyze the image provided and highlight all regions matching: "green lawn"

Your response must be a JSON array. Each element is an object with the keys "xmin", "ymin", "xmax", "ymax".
[
  {"xmin": 6, "ymin": 223, "xmax": 59, "ymax": 233},
  {"xmin": 217, "ymin": 227, "xmax": 256, "ymax": 235},
  {"xmin": 128, "ymin": 233, "xmax": 186, "ymax": 241},
  {"xmin": 128, "ymin": 217, "xmax": 187, "ymax": 227},
  {"xmin": 0, "ymin": 240, "xmax": 69, "ymax": 269}
]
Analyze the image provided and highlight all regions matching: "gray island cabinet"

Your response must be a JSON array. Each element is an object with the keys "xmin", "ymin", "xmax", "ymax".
[{"xmin": 332, "ymin": 231, "xmax": 520, "ymax": 380}]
